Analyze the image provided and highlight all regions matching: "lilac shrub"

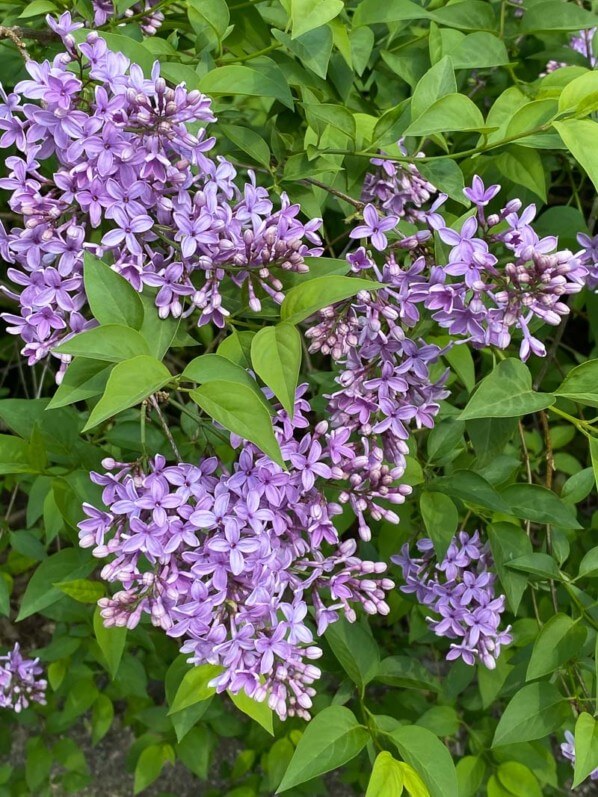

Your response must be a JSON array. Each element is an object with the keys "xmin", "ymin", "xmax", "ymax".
[{"xmin": 0, "ymin": 22, "xmax": 322, "ymax": 380}]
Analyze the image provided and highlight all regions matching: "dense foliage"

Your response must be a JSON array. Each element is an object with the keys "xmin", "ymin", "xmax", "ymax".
[{"xmin": 0, "ymin": 0, "xmax": 598, "ymax": 795}]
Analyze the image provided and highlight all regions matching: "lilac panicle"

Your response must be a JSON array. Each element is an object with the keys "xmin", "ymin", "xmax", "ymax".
[
  {"xmin": 0, "ymin": 26, "xmax": 322, "ymax": 380},
  {"xmin": 78, "ymin": 387, "xmax": 394, "ymax": 721},
  {"xmin": 0, "ymin": 643, "xmax": 47, "ymax": 713},
  {"xmin": 392, "ymin": 532, "xmax": 512, "ymax": 669}
]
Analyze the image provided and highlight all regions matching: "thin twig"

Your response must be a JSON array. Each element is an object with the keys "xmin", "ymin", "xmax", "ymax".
[{"xmin": 150, "ymin": 395, "xmax": 182, "ymax": 460}]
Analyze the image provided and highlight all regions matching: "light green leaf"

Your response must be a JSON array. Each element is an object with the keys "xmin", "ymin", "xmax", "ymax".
[
  {"xmin": 553, "ymin": 119, "xmax": 598, "ymax": 192},
  {"xmin": 53, "ymin": 325, "xmax": 151, "ymax": 363},
  {"xmin": 82, "ymin": 355, "xmax": 172, "ymax": 432},
  {"xmin": 459, "ymin": 359, "xmax": 555, "ymax": 420},
  {"xmin": 168, "ymin": 664, "xmax": 220, "ymax": 714},
  {"xmin": 290, "ymin": 0, "xmax": 344, "ymax": 39},
  {"xmin": 251, "ymin": 324, "xmax": 302, "ymax": 416},
  {"xmin": 134, "ymin": 744, "xmax": 174, "ymax": 795},
  {"xmin": 199, "ymin": 64, "xmax": 294, "ymax": 109},
  {"xmin": 353, "ymin": 0, "xmax": 428, "ymax": 26},
  {"xmin": 366, "ymin": 752, "xmax": 404, "ymax": 797},
  {"xmin": 417, "ymin": 159, "xmax": 466, "ymax": 205},
  {"xmin": 54, "ymin": 578, "xmax": 104, "ymax": 604},
  {"xmin": 521, "ymin": 1, "xmax": 597, "ymax": 32},
  {"xmin": 411, "ymin": 57, "xmax": 456, "ymax": 122},
  {"xmin": 390, "ymin": 725, "xmax": 458, "ymax": 797},
  {"xmin": 277, "ymin": 706, "xmax": 368, "ymax": 792},
  {"xmin": 554, "ymin": 359, "xmax": 598, "ymax": 407},
  {"xmin": 93, "ymin": 606, "xmax": 127, "ymax": 679},
  {"xmin": 190, "ymin": 381, "xmax": 283, "ymax": 465},
  {"xmin": 375, "ymin": 656, "xmax": 440, "ymax": 693},
  {"xmin": 420, "ymin": 492, "xmax": 458, "ymax": 560},
  {"xmin": 573, "ymin": 712, "xmax": 598, "ymax": 787},
  {"xmin": 496, "ymin": 146, "xmax": 546, "ymax": 202},
  {"xmin": 182, "ymin": 353, "xmax": 269, "ymax": 408},
  {"xmin": 405, "ymin": 94, "xmax": 487, "ymax": 136},
  {"xmin": 492, "ymin": 683, "xmax": 569, "ymax": 747},
  {"xmin": 281, "ymin": 276, "xmax": 381, "ymax": 324},
  {"xmin": 47, "ymin": 358, "xmax": 113, "ymax": 410},
  {"xmin": 84, "ymin": 253, "xmax": 144, "ymax": 329},
  {"xmin": 229, "ymin": 690, "xmax": 274, "ymax": 735},
  {"xmin": 426, "ymin": 0, "xmax": 496, "ymax": 31},
  {"xmin": 526, "ymin": 614, "xmax": 586, "ymax": 681},
  {"xmin": 559, "ymin": 71, "xmax": 598, "ymax": 117},
  {"xmin": 19, "ymin": 0, "xmax": 57, "ymax": 17},
  {"xmin": 496, "ymin": 762, "xmax": 542, "ymax": 797}
]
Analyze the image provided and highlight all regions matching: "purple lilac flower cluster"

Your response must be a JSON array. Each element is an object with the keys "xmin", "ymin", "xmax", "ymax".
[
  {"xmin": 561, "ymin": 731, "xmax": 598, "ymax": 782},
  {"xmin": 577, "ymin": 232, "xmax": 598, "ymax": 290},
  {"xmin": 0, "ymin": 20, "xmax": 322, "ymax": 379},
  {"xmin": 392, "ymin": 532, "xmax": 512, "ymax": 669},
  {"xmin": 0, "ymin": 643, "xmax": 47, "ymax": 713},
  {"xmin": 78, "ymin": 388, "xmax": 393, "ymax": 720},
  {"xmin": 348, "ymin": 166, "xmax": 587, "ymax": 360}
]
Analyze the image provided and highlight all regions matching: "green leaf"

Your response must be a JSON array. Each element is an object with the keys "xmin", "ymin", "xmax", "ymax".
[
  {"xmin": 554, "ymin": 359, "xmax": 598, "ymax": 407},
  {"xmin": 220, "ymin": 123, "xmax": 271, "ymax": 168},
  {"xmin": 277, "ymin": 706, "xmax": 368, "ymax": 792},
  {"xmin": 176, "ymin": 727, "xmax": 213, "ymax": 778},
  {"xmin": 500, "ymin": 483, "xmax": 581, "ymax": 528},
  {"xmin": 199, "ymin": 65, "xmax": 294, "ymax": 109},
  {"xmin": 417, "ymin": 159, "xmax": 466, "ymax": 205},
  {"xmin": 53, "ymin": 325, "xmax": 151, "ymax": 362},
  {"xmin": 168, "ymin": 664, "xmax": 220, "ymax": 714},
  {"xmin": 0, "ymin": 434, "xmax": 36, "ymax": 475},
  {"xmin": 456, "ymin": 756, "xmax": 486, "ymax": 797},
  {"xmin": 496, "ymin": 762, "xmax": 542, "ymax": 797},
  {"xmin": 411, "ymin": 57, "xmax": 456, "ymax": 122},
  {"xmin": 91, "ymin": 694, "xmax": 114, "ymax": 746},
  {"xmin": 326, "ymin": 618, "xmax": 380, "ymax": 690},
  {"xmin": 459, "ymin": 359, "xmax": 555, "ymax": 420},
  {"xmin": 426, "ymin": 470, "xmax": 509, "ymax": 513},
  {"xmin": 416, "ymin": 706, "xmax": 459, "ymax": 737},
  {"xmin": 590, "ymin": 436, "xmax": 598, "ymax": 493},
  {"xmin": 160, "ymin": 62, "xmax": 202, "ymax": 90},
  {"xmin": 82, "ymin": 355, "xmax": 172, "ymax": 432},
  {"xmin": 47, "ymin": 358, "xmax": 113, "ymax": 410},
  {"xmin": 559, "ymin": 71, "xmax": 598, "ymax": 117},
  {"xmin": 375, "ymin": 656, "xmax": 440, "ymax": 693},
  {"xmin": 190, "ymin": 381, "xmax": 283, "ymax": 465},
  {"xmin": 251, "ymin": 324, "xmax": 302, "ymax": 416},
  {"xmin": 281, "ymin": 276, "xmax": 381, "ymax": 324},
  {"xmin": 304, "ymin": 103, "xmax": 356, "ymax": 139},
  {"xmin": 496, "ymin": 146, "xmax": 546, "ymax": 202},
  {"xmin": 366, "ymin": 752, "xmax": 404, "ymax": 797},
  {"xmin": 405, "ymin": 94, "xmax": 487, "ymax": 136},
  {"xmin": 272, "ymin": 27, "xmax": 333, "ymax": 80},
  {"xmin": 290, "ymin": 0, "xmax": 344, "ymax": 39},
  {"xmin": 420, "ymin": 492, "xmax": 458, "ymax": 560},
  {"xmin": 138, "ymin": 293, "xmax": 180, "ymax": 360},
  {"xmin": 442, "ymin": 32, "xmax": 509, "ymax": 69},
  {"xmin": 17, "ymin": 549, "xmax": 94, "ymax": 620},
  {"xmin": 134, "ymin": 744, "xmax": 174, "ymax": 795},
  {"xmin": 93, "ymin": 606, "xmax": 127, "ymax": 679},
  {"xmin": 0, "ymin": 577, "xmax": 10, "ymax": 617},
  {"xmin": 228, "ymin": 690, "xmax": 274, "ymax": 735},
  {"xmin": 526, "ymin": 614, "xmax": 586, "ymax": 681},
  {"xmin": 182, "ymin": 353, "xmax": 269, "ymax": 408},
  {"xmin": 353, "ymin": 0, "xmax": 428, "ymax": 26},
  {"xmin": 426, "ymin": 0, "xmax": 496, "ymax": 31},
  {"xmin": 487, "ymin": 523, "xmax": 532, "ymax": 613},
  {"xmin": 390, "ymin": 725, "xmax": 458, "ymax": 797},
  {"xmin": 553, "ymin": 119, "xmax": 598, "ymax": 192},
  {"xmin": 217, "ymin": 330, "xmax": 255, "ymax": 368},
  {"xmin": 573, "ymin": 712, "xmax": 598, "ymax": 787},
  {"xmin": 492, "ymin": 683, "xmax": 569, "ymax": 747},
  {"xmin": 19, "ymin": 0, "xmax": 57, "ymax": 17},
  {"xmin": 521, "ymin": 1, "xmax": 597, "ymax": 32},
  {"xmin": 84, "ymin": 253, "xmax": 144, "ymax": 329},
  {"xmin": 505, "ymin": 552, "xmax": 563, "ymax": 581},
  {"xmin": 188, "ymin": 0, "xmax": 230, "ymax": 39},
  {"xmin": 54, "ymin": 578, "xmax": 104, "ymax": 604}
]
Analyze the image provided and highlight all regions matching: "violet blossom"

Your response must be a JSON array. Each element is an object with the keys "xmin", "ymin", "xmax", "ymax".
[{"xmin": 0, "ymin": 643, "xmax": 47, "ymax": 713}]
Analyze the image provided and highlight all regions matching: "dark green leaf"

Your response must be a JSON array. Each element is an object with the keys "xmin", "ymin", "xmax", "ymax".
[
  {"xmin": 526, "ymin": 614, "xmax": 586, "ymax": 681},
  {"xmin": 390, "ymin": 725, "xmax": 458, "ymax": 797},
  {"xmin": 326, "ymin": 618, "xmax": 380, "ymax": 690},
  {"xmin": 492, "ymin": 683, "xmax": 569, "ymax": 747}
]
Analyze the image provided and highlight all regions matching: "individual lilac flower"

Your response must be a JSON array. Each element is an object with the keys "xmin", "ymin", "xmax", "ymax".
[
  {"xmin": 463, "ymin": 175, "xmax": 500, "ymax": 207},
  {"xmin": 349, "ymin": 203, "xmax": 398, "ymax": 251}
]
